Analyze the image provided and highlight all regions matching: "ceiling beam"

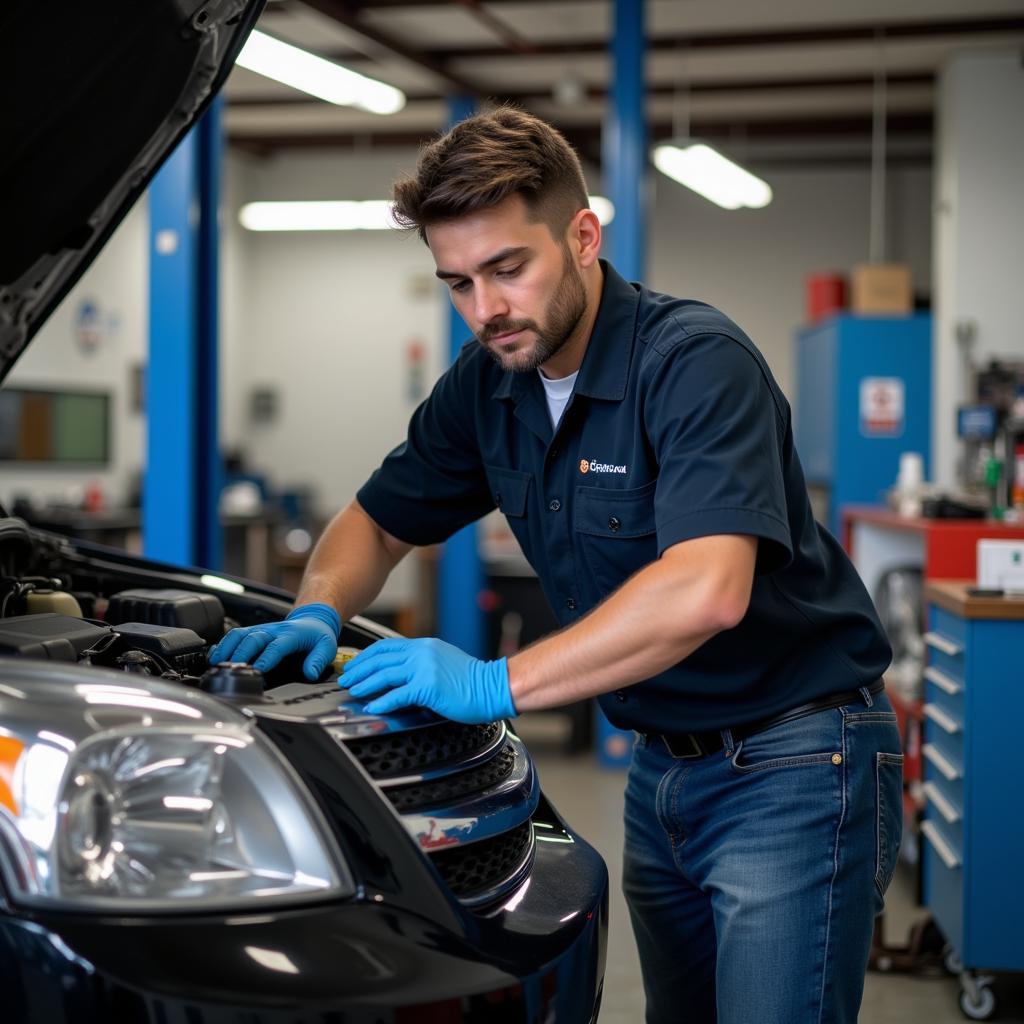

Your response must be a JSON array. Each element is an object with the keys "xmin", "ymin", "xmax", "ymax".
[
  {"xmin": 412, "ymin": 15, "xmax": 1024, "ymax": 61},
  {"xmin": 227, "ymin": 70, "xmax": 934, "ymax": 106},
  {"xmin": 295, "ymin": 0, "xmax": 487, "ymax": 96},
  {"xmin": 228, "ymin": 111, "xmax": 934, "ymax": 157},
  {"xmin": 450, "ymin": 0, "xmax": 539, "ymax": 54}
]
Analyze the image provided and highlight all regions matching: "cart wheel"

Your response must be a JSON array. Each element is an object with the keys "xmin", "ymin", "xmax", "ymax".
[
  {"xmin": 959, "ymin": 981, "xmax": 997, "ymax": 1021},
  {"xmin": 944, "ymin": 946, "xmax": 963, "ymax": 975}
]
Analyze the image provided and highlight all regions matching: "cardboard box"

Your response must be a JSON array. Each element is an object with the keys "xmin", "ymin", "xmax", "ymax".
[{"xmin": 851, "ymin": 263, "xmax": 913, "ymax": 315}]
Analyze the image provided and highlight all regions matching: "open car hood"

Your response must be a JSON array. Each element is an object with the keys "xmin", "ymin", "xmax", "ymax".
[{"xmin": 0, "ymin": 0, "xmax": 264, "ymax": 384}]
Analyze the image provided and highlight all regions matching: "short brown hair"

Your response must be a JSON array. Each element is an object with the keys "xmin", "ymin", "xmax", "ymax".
[{"xmin": 392, "ymin": 106, "xmax": 589, "ymax": 240}]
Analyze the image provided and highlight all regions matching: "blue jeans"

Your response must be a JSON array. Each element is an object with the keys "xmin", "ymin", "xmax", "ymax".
[{"xmin": 622, "ymin": 690, "xmax": 903, "ymax": 1024}]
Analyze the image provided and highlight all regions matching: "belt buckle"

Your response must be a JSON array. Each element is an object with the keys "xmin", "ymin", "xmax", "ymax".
[{"xmin": 663, "ymin": 732, "xmax": 706, "ymax": 760}]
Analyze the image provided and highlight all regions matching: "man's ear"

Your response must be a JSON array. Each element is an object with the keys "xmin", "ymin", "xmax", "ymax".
[{"xmin": 569, "ymin": 208, "xmax": 602, "ymax": 269}]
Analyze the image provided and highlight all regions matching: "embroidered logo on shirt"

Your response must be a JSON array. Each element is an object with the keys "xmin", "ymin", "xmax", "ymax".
[{"xmin": 579, "ymin": 459, "xmax": 627, "ymax": 475}]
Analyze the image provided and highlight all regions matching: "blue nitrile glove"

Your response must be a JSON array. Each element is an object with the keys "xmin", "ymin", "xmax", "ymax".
[
  {"xmin": 207, "ymin": 603, "xmax": 341, "ymax": 681},
  {"xmin": 341, "ymin": 638, "xmax": 517, "ymax": 724}
]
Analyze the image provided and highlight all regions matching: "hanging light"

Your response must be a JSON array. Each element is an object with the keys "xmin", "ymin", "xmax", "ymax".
[
  {"xmin": 239, "ymin": 196, "xmax": 615, "ymax": 232},
  {"xmin": 652, "ymin": 142, "xmax": 772, "ymax": 210},
  {"xmin": 654, "ymin": 45, "xmax": 771, "ymax": 211},
  {"xmin": 235, "ymin": 31, "xmax": 405, "ymax": 115}
]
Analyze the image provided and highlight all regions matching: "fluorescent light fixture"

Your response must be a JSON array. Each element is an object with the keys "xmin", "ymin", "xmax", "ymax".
[
  {"xmin": 240, "ymin": 201, "xmax": 397, "ymax": 232},
  {"xmin": 652, "ymin": 142, "xmax": 772, "ymax": 210},
  {"xmin": 239, "ymin": 196, "xmax": 615, "ymax": 232},
  {"xmin": 236, "ymin": 30, "xmax": 405, "ymax": 115}
]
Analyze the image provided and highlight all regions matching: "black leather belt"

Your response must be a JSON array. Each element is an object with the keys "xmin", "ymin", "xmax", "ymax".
[{"xmin": 650, "ymin": 680, "xmax": 886, "ymax": 760}]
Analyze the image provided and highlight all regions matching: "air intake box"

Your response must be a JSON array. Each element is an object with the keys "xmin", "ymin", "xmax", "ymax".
[
  {"xmin": 106, "ymin": 589, "xmax": 226, "ymax": 643},
  {"xmin": 0, "ymin": 614, "xmax": 112, "ymax": 661},
  {"xmin": 105, "ymin": 622, "xmax": 208, "ymax": 676}
]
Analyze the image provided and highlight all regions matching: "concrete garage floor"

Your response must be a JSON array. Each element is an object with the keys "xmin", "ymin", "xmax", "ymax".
[{"xmin": 518, "ymin": 713, "xmax": 1024, "ymax": 1024}]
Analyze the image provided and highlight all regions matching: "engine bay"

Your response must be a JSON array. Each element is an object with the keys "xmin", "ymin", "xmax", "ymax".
[{"xmin": 0, "ymin": 515, "xmax": 357, "ymax": 692}]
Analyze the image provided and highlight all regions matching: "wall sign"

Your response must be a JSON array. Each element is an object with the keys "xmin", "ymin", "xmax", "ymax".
[
  {"xmin": 860, "ymin": 377, "xmax": 905, "ymax": 437},
  {"xmin": 75, "ymin": 299, "xmax": 103, "ymax": 354}
]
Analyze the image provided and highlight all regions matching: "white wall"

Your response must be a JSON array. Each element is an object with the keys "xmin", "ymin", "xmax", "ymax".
[
  {"xmin": 1, "ymin": 201, "xmax": 148, "ymax": 509},
  {"xmin": 933, "ymin": 50, "xmax": 1024, "ymax": 488},
  {"xmin": 648, "ymin": 162, "xmax": 933, "ymax": 399},
  {"xmin": 226, "ymin": 149, "xmax": 448, "ymax": 607},
  {"xmin": 225, "ymin": 149, "xmax": 447, "ymax": 514}
]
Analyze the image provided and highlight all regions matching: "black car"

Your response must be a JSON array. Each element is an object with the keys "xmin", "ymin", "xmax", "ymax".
[{"xmin": 0, "ymin": 3, "xmax": 608, "ymax": 1021}]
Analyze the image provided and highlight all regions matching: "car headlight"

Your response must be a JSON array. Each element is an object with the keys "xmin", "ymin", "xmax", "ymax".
[{"xmin": 0, "ymin": 666, "xmax": 351, "ymax": 911}]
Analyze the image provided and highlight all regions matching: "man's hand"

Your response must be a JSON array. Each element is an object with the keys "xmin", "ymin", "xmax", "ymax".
[
  {"xmin": 341, "ymin": 638, "xmax": 516, "ymax": 724},
  {"xmin": 208, "ymin": 603, "xmax": 341, "ymax": 680}
]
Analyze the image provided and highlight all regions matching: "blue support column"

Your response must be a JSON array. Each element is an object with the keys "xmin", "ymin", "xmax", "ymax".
[
  {"xmin": 438, "ymin": 95, "xmax": 486, "ymax": 657},
  {"xmin": 602, "ymin": 0, "xmax": 646, "ymax": 281},
  {"xmin": 597, "ymin": 1, "xmax": 646, "ymax": 766},
  {"xmin": 144, "ymin": 97, "xmax": 223, "ymax": 569}
]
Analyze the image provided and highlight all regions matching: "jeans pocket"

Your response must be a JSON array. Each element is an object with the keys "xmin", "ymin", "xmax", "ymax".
[
  {"xmin": 875, "ymin": 752, "xmax": 904, "ymax": 896},
  {"xmin": 728, "ymin": 709, "xmax": 843, "ymax": 775}
]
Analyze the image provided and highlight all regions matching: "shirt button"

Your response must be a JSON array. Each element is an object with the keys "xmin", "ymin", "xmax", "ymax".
[
  {"xmin": 566, "ymin": 598, "xmax": 576, "ymax": 610},
  {"xmin": 615, "ymin": 690, "xmax": 627, "ymax": 702},
  {"xmin": 548, "ymin": 499, "xmax": 562, "ymax": 512},
  {"xmin": 608, "ymin": 515, "xmax": 621, "ymax": 532},
  {"xmin": 549, "ymin": 447, "xmax": 560, "ymax": 459}
]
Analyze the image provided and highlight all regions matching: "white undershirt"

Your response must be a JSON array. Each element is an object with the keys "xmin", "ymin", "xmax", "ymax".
[{"xmin": 538, "ymin": 368, "xmax": 580, "ymax": 429}]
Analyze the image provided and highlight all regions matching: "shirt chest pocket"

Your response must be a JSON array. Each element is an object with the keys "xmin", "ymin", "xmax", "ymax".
[
  {"xmin": 575, "ymin": 480, "xmax": 658, "ymax": 593},
  {"xmin": 485, "ymin": 465, "xmax": 531, "ymax": 518}
]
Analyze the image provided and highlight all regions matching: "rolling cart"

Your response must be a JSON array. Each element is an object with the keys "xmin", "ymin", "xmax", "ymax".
[{"xmin": 920, "ymin": 581, "xmax": 1024, "ymax": 1020}]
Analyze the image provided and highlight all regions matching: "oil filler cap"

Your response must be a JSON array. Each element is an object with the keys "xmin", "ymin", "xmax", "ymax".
[{"xmin": 200, "ymin": 662, "xmax": 265, "ymax": 699}]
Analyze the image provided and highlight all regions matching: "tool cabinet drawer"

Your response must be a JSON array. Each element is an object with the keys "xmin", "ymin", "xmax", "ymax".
[
  {"xmin": 923, "ymin": 665, "xmax": 965, "ymax": 721},
  {"xmin": 922, "ymin": 741, "xmax": 964, "ymax": 794},
  {"xmin": 928, "ymin": 606, "xmax": 967, "ymax": 647},
  {"xmin": 924, "ymin": 627, "xmax": 965, "ymax": 687},
  {"xmin": 923, "ymin": 714, "xmax": 965, "ymax": 774},
  {"xmin": 923, "ymin": 700, "xmax": 964, "ymax": 755},
  {"xmin": 922, "ymin": 776, "xmax": 964, "ymax": 854},
  {"xmin": 922, "ymin": 818, "xmax": 964, "ymax": 955}
]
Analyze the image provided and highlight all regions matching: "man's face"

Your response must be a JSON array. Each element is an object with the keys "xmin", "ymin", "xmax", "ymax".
[{"xmin": 426, "ymin": 195, "xmax": 588, "ymax": 374}]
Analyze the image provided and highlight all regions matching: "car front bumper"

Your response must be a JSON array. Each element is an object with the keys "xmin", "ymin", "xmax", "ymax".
[{"xmin": 1, "ymin": 818, "xmax": 607, "ymax": 1023}]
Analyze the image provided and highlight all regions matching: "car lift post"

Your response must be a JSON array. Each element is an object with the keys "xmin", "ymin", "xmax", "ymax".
[
  {"xmin": 592, "ymin": 0, "xmax": 647, "ymax": 764},
  {"xmin": 603, "ymin": 0, "xmax": 646, "ymax": 283},
  {"xmin": 437, "ymin": 96, "xmax": 487, "ymax": 657},
  {"xmin": 144, "ymin": 97, "xmax": 223, "ymax": 571}
]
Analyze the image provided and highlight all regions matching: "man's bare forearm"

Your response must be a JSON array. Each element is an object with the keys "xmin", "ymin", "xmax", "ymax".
[
  {"xmin": 508, "ymin": 535, "xmax": 757, "ymax": 712},
  {"xmin": 295, "ymin": 500, "xmax": 412, "ymax": 623}
]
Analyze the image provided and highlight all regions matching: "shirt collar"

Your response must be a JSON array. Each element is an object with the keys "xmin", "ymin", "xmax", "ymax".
[{"xmin": 491, "ymin": 260, "xmax": 639, "ymax": 403}]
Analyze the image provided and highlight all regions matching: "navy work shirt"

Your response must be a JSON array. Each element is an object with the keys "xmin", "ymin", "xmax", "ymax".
[{"xmin": 357, "ymin": 262, "xmax": 891, "ymax": 732}]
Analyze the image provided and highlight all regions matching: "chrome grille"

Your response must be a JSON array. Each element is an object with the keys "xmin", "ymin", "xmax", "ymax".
[
  {"xmin": 386, "ymin": 741, "xmax": 517, "ymax": 812},
  {"xmin": 339, "ymin": 718, "xmax": 537, "ymax": 910},
  {"xmin": 346, "ymin": 721, "xmax": 501, "ymax": 779},
  {"xmin": 430, "ymin": 820, "xmax": 534, "ymax": 902}
]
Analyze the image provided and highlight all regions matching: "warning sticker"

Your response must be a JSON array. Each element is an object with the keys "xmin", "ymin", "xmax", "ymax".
[{"xmin": 860, "ymin": 377, "xmax": 905, "ymax": 437}]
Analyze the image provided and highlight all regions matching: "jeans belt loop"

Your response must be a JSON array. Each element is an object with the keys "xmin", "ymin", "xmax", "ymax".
[
  {"xmin": 721, "ymin": 728, "xmax": 735, "ymax": 757},
  {"xmin": 859, "ymin": 685, "xmax": 874, "ymax": 708}
]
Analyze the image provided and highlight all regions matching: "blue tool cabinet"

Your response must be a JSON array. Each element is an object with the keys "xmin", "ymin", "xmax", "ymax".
[
  {"xmin": 794, "ymin": 314, "xmax": 932, "ymax": 537},
  {"xmin": 921, "ymin": 581, "xmax": 1024, "ymax": 1020}
]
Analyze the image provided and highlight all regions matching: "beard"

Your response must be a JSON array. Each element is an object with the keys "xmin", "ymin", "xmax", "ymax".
[{"xmin": 477, "ymin": 249, "xmax": 588, "ymax": 373}]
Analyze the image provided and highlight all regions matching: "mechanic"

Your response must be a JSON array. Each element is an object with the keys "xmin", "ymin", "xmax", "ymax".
[{"xmin": 210, "ymin": 107, "xmax": 903, "ymax": 1024}]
